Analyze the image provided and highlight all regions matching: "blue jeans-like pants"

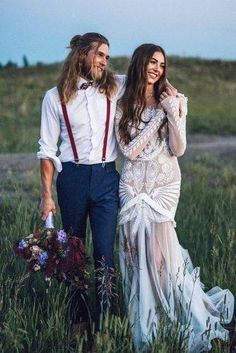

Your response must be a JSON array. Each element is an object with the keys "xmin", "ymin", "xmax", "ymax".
[{"xmin": 56, "ymin": 161, "xmax": 119, "ymax": 325}]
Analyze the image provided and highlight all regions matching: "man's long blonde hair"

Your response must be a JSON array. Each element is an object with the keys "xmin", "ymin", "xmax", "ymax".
[{"xmin": 58, "ymin": 32, "xmax": 117, "ymax": 103}]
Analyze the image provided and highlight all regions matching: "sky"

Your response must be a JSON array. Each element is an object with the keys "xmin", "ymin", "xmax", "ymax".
[{"xmin": 1, "ymin": 0, "xmax": 236, "ymax": 66}]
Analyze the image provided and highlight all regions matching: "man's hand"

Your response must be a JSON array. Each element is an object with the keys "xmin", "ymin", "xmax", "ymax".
[{"xmin": 40, "ymin": 196, "xmax": 56, "ymax": 221}]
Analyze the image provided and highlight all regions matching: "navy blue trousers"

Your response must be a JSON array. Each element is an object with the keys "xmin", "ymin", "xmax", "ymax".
[{"xmin": 56, "ymin": 161, "xmax": 119, "ymax": 324}]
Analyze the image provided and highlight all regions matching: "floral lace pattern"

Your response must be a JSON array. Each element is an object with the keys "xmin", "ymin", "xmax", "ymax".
[
  {"xmin": 116, "ymin": 95, "xmax": 234, "ymax": 352},
  {"xmin": 115, "ymin": 96, "xmax": 187, "ymax": 228},
  {"xmin": 115, "ymin": 107, "xmax": 166, "ymax": 161}
]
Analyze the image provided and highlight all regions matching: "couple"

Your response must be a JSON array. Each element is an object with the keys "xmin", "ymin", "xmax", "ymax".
[{"xmin": 38, "ymin": 32, "xmax": 234, "ymax": 352}]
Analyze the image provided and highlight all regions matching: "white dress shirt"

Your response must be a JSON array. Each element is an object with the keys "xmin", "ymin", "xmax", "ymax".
[{"xmin": 37, "ymin": 75, "xmax": 126, "ymax": 172}]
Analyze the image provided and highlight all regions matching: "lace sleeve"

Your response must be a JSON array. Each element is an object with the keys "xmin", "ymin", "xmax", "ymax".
[
  {"xmin": 115, "ymin": 108, "xmax": 166, "ymax": 160},
  {"xmin": 160, "ymin": 95, "xmax": 188, "ymax": 157}
]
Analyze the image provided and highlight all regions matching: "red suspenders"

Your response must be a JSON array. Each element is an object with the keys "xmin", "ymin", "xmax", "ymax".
[
  {"xmin": 61, "ymin": 103, "xmax": 79, "ymax": 164},
  {"xmin": 60, "ymin": 97, "xmax": 111, "ymax": 167},
  {"xmin": 102, "ymin": 98, "xmax": 111, "ymax": 165}
]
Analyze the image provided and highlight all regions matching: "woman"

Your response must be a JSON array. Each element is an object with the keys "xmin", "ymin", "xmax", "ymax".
[{"xmin": 115, "ymin": 44, "xmax": 234, "ymax": 352}]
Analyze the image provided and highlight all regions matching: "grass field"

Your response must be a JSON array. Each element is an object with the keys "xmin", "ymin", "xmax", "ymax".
[
  {"xmin": 0, "ymin": 151, "xmax": 235, "ymax": 352},
  {"xmin": 0, "ymin": 55, "xmax": 235, "ymax": 352},
  {"xmin": 0, "ymin": 56, "xmax": 236, "ymax": 153}
]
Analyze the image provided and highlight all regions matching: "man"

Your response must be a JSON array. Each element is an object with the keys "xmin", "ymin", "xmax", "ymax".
[
  {"xmin": 37, "ymin": 32, "xmax": 126, "ymax": 330},
  {"xmin": 38, "ymin": 32, "xmax": 177, "ymax": 330}
]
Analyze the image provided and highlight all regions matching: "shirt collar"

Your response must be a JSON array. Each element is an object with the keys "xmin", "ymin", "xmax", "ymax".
[
  {"xmin": 77, "ymin": 78, "xmax": 112, "ymax": 100},
  {"xmin": 78, "ymin": 77, "xmax": 96, "ymax": 90}
]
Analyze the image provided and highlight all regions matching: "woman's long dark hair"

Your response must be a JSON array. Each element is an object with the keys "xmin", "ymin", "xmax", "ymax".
[
  {"xmin": 58, "ymin": 32, "xmax": 117, "ymax": 103},
  {"xmin": 119, "ymin": 44, "xmax": 167, "ymax": 144}
]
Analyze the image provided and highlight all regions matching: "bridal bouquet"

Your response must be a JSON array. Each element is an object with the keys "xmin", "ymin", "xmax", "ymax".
[{"xmin": 13, "ymin": 212, "xmax": 89, "ymax": 291}]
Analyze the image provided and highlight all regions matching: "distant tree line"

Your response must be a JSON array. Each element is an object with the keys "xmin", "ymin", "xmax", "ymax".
[
  {"xmin": 0, "ymin": 55, "xmax": 48, "ymax": 69},
  {"xmin": 1, "ymin": 55, "xmax": 235, "ymax": 73},
  {"xmin": 0, "ymin": 55, "xmax": 129, "ymax": 70}
]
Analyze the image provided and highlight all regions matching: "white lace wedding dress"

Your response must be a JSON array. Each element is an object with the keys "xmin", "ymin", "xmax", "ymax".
[{"xmin": 115, "ymin": 95, "xmax": 234, "ymax": 352}]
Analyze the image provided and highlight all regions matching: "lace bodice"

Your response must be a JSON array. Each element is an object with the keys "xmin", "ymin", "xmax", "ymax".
[
  {"xmin": 115, "ymin": 94, "xmax": 188, "ymax": 228},
  {"xmin": 115, "ymin": 95, "xmax": 188, "ymax": 161}
]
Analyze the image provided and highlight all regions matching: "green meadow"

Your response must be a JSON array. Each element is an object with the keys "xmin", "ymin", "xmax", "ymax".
[
  {"xmin": 0, "ymin": 57, "xmax": 236, "ymax": 152},
  {"xmin": 0, "ymin": 57, "xmax": 235, "ymax": 352},
  {"xmin": 0, "ymin": 153, "xmax": 235, "ymax": 352}
]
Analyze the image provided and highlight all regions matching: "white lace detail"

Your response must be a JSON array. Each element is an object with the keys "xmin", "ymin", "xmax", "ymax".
[
  {"xmin": 133, "ymin": 161, "xmax": 145, "ymax": 194},
  {"xmin": 161, "ymin": 95, "xmax": 187, "ymax": 156},
  {"xmin": 145, "ymin": 160, "xmax": 159, "ymax": 194},
  {"xmin": 116, "ymin": 96, "xmax": 234, "ymax": 353},
  {"xmin": 115, "ymin": 108, "xmax": 166, "ymax": 160}
]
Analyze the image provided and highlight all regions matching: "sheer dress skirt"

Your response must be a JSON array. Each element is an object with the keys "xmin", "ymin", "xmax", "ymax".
[
  {"xmin": 118, "ymin": 160, "xmax": 234, "ymax": 353},
  {"xmin": 116, "ymin": 98, "xmax": 234, "ymax": 352}
]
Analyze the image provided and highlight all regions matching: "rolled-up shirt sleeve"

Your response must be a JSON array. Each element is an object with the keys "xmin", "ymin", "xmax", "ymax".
[{"xmin": 37, "ymin": 90, "xmax": 62, "ymax": 172}]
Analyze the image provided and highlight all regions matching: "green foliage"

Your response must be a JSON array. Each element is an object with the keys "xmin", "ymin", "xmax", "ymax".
[
  {"xmin": 0, "ymin": 57, "xmax": 236, "ymax": 153},
  {"xmin": 0, "ymin": 154, "xmax": 235, "ymax": 352},
  {"xmin": 166, "ymin": 57, "xmax": 236, "ymax": 135},
  {"xmin": 22, "ymin": 55, "xmax": 29, "ymax": 68}
]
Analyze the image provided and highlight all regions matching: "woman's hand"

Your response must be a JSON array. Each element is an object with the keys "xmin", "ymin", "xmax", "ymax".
[
  {"xmin": 160, "ymin": 82, "xmax": 185, "ymax": 118},
  {"xmin": 165, "ymin": 80, "xmax": 178, "ymax": 95},
  {"xmin": 160, "ymin": 85, "xmax": 178, "ymax": 102},
  {"xmin": 40, "ymin": 196, "xmax": 56, "ymax": 221}
]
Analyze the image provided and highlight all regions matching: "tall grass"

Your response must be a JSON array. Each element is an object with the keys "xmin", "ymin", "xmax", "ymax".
[
  {"xmin": 0, "ymin": 154, "xmax": 235, "ymax": 352},
  {"xmin": 1, "ymin": 57, "xmax": 236, "ymax": 153}
]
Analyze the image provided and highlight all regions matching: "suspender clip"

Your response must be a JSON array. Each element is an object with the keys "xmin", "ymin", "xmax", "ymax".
[{"xmin": 102, "ymin": 158, "xmax": 106, "ymax": 168}]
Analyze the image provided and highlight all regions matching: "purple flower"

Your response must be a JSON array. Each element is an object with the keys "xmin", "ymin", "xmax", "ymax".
[
  {"xmin": 38, "ymin": 251, "xmax": 48, "ymax": 265},
  {"xmin": 18, "ymin": 239, "xmax": 27, "ymax": 249},
  {"xmin": 57, "ymin": 230, "xmax": 67, "ymax": 243}
]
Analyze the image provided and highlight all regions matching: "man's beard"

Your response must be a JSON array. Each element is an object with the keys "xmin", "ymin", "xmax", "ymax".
[{"xmin": 81, "ymin": 61, "xmax": 104, "ymax": 82}]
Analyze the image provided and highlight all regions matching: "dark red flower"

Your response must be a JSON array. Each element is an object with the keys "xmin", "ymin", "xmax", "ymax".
[{"xmin": 13, "ymin": 230, "xmax": 89, "ymax": 291}]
